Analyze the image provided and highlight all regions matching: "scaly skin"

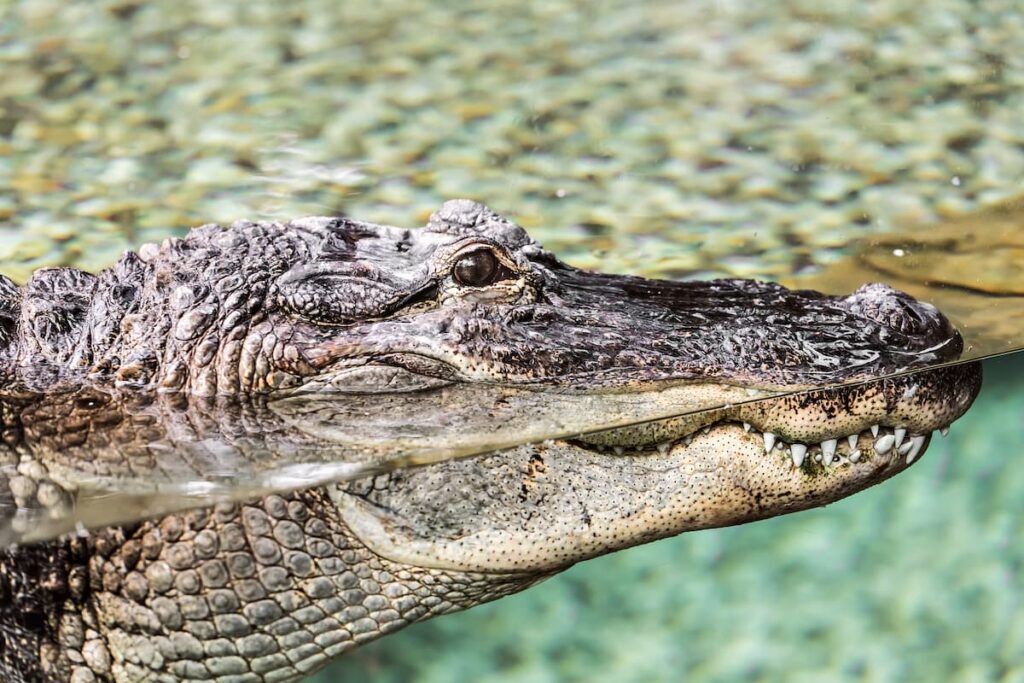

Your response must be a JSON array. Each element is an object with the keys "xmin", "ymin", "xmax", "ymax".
[
  {"xmin": 0, "ymin": 201, "xmax": 981, "ymax": 681},
  {"xmin": 2, "ymin": 489, "xmax": 540, "ymax": 683}
]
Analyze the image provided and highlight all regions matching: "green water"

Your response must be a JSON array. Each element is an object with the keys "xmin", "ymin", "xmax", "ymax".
[
  {"xmin": 4, "ymin": 0, "xmax": 1024, "ymax": 284},
  {"xmin": 2, "ymin": 0, "xmax": 1024, "ymax": 680}
]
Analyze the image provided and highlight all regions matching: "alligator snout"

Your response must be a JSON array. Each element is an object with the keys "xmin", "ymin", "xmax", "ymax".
[{"xmin": 841, "ymin": 283, "xmax": 958, "ymax": 345}]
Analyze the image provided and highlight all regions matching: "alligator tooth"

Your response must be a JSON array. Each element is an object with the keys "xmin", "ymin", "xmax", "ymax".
[
  {"xmin": 898, "ymin": 441, "xmax": 913, "ymax": 456},
  {"xmin": 790, "ymin": 443, "xmax": 807, "ymax": 467},
  {"xmin": 814, "ymin": 452, "xmax": 822, "ymax": 462},
  {"xmin": 906, "ymin": 435, "xmax": 926, "ymax": 463},
  {"xmin": 847, "ymin": 434, "xmax": 859, "ymax": 451},
  {"xmin": 940, "ymin": 426, "xmax": 950, "ymax": 437},
  {"xmin": 701, "ymin": 426, "xmax": 711, "ymax": 434},
  {"xmin": 849, "ymin": 449, "xmax": 862, "ymax": 463},
  {"xmin": 776, "ymin": 440, "xmax": 786, "ymax": 451},
  {"xmin": 874, "ymin": 434, "xmax": 896, "ymax": 454},
  {"xmin": 614, "ymin": 446, "xmax": 625, "ymax": 456},
  {"xmin": 763, "ymin": 432, "xmax": 776, "ymax": 454},
  {"xmin": 894, "ymin": 427, "xmax": 907, "ymax": 448},
  {"xmin": 683, "ymin": 435, "xmax": 693, "ymax": 446},
  {"xmin": 743, "ymin": 422, "xmax": 752, "ymax": 432},
  {"xmin": 871, "ymin": 425, "xmax": 880, "ymax": 437},
  {"xmin": 657, "ymin": 442, "xmax": 672, "ymax": 455},
  {"xmin": 820, "ymin": 439, "xmax": 837, "ymax": 465}
]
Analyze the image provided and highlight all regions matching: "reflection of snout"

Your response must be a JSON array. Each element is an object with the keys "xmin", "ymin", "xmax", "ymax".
[{"xmin": 841, "ymin": 283, "xmax": 956, "ymax": 341}]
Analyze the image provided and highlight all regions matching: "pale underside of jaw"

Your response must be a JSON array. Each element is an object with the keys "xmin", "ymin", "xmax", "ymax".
[{"xmin": 335, "ymin": 419, "xmax": 948, "ymax": 575}]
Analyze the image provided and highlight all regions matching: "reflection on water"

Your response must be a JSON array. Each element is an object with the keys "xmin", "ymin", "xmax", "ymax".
[
  {"xmin": 1, "ymin": 380, "xmax": 785, "ymax": 545},
  {"xmin": 0, "ymin": 356, "xmax": 986, "ymax": 548}
]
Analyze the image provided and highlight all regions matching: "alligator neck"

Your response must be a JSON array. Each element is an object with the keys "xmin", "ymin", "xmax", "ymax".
[{"xmin": 0, "ymin": 252, "xmax": 147, "ymax": 393}]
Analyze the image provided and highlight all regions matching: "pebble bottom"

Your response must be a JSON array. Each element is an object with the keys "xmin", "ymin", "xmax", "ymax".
[{"xmin": 1, "ymin": 0, "xmax": 1023, "ymax": 282}]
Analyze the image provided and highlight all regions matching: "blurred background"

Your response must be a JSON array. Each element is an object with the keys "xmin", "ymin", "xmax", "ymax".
[{"xmin": 2, "ymin": 0, "xmax": 1023, "ymax": 680}]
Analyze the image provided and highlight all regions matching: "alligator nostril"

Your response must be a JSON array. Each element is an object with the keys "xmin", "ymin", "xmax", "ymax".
[{"xmin": 841, "ymin": 283, "xmax": 950, "ymax": 338}]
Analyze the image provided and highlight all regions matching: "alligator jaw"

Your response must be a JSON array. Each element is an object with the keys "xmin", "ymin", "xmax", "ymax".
[
  {"xmin": 574, "ymin": 361, "xmax": 982, "ymax": 456},
  {"xmin": 583, "ymin": 421, "xmax": 929, "ymax": 470},
  {"xmin": 336, "ymin": 422, "xmax": 936, "ymax": 575},
  {"xmin": 337, "ymin": 361, "xmax": 982, "ymax": 575}
]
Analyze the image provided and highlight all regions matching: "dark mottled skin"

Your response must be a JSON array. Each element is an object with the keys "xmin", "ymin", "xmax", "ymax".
[
  {"xmin": 0, "ymin": 201, "xmax": 962, "ymax": 395},
  {"xmin": 0, "ymin": 201, "xmax": 980, "ymax": 682}
]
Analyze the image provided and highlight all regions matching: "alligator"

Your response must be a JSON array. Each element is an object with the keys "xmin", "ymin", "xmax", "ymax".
[{"xmin": 0, "ymin": 200, "xmax": 981, "ymax": 682}]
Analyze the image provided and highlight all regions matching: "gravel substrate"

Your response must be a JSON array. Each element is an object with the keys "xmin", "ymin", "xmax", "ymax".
[{"xmin": 2, "ymin": 0, "xmax": 1024, "ymax": 283}]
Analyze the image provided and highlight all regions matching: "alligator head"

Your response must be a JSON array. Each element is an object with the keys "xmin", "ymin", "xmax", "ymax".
[
  {"xmin": 270, "ymin": 200, "xmax": 979, "ymax": 573},
  {"xmin": 4, "ymin": 200, "xmax": 979, "ymax": 564},
  {"xmin": 0, "ymin": 201, "xmax": 983, "ymax": 681}
]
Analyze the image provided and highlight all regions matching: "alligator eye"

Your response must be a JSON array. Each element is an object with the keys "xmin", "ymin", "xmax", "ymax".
[{"xmin": 453, "ymin": 249, "xmax": 501, "ymax": 287}]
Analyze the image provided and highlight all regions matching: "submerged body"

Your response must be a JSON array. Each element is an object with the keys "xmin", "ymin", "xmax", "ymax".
[{"xmin": 0, "ymin": 201, "xmax": 981, "ymax": 682}]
